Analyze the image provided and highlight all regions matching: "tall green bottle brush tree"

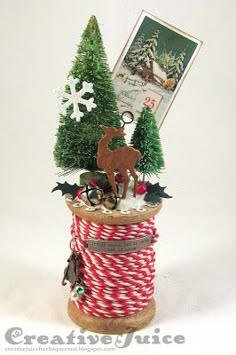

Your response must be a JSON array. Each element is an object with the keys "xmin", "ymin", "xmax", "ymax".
[
  {"xmin": 54, "ymin": 16, "xmax": 124, "ymax": 175},
  {"xmin": 131, "ymin": 106, "xmax": 165, "ymax": 181}
]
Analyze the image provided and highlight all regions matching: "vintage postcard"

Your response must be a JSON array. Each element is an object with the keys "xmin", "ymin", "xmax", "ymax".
[{"xmin": 112, "ymin": 11, "xmax": 202, "ymax": 128}]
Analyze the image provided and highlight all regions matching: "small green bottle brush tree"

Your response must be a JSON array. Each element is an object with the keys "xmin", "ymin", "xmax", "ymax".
[
  {"xmin": 53, "ymin": 16, "xmax": 124, "ymax": 179},
  {"xmin": 131, "ymin": 106, "xmax": 165, "ymax": 182},
  {"xmin": 130, "ymin": 106, "xmax": 171, "ymax": 203}
]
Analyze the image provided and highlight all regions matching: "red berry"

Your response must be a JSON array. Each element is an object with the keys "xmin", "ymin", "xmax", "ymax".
[
  {"xmin": 89, "ymin": 179, "xmax": 98, "ymax": 186},
  {"xmin": 115, "ymin": 174, "xmax": 125, "ymax": 183},
  {"xmin": 136, "ymin": 183, "xmax": 147, "ymax": 195},
  {"xmin": 76, "ymin": 188, "xmax": 83, "ymax": 198}
]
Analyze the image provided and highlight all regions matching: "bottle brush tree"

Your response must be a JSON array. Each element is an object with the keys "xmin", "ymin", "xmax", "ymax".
[
  {"xmin": 53, "ymin": 15, "xmax": 124, "ymax": 174},
  {"xmin": 131, "ymin": 106, "xmax": 165, "ymax": 181}
]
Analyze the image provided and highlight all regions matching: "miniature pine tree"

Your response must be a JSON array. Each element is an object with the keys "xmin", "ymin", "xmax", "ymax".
[
  {"xmin": 167, "ymin": 49, "xmax": 186, "ymax": 84},
  {"xmin": 124, "ymin": 34, "xmax": 145, "ymax": 66},
  {"xmin": 126, "ymin": 31, "xmax": 160, "ymax": 74},
  {"xmin": 54, "ymin": 16, "xmax": 124, "ymax": 173},
  {"xmin": 131, "ymin": 106, "xmax": 164, "ymax": 181},
  {"xmin": 144, "ymin": 31, "xmax": 160, "ymax": 64},
  {"xmin": 156, "ymin": 49, "xmax": 175, "ymax": 72},
  {"xmin": 174, "ymin": 49, "xmax": 186, "ymax": 81}
]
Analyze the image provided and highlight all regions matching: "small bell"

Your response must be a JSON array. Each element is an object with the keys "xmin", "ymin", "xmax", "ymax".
[
  {"xmin": 80, "ymin": 184, "xmax": 103, "ymax": 206},
  {"xmin": 102, "ymin": 192, "xmax": 120, "ymax": 210}
]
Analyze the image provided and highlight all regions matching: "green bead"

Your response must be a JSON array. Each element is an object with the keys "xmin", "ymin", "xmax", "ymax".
[
  {"xmin": 78, "ymin": 286, "xmax": 85, "ymax": 295},
  {"xmin": 73, "ymin": 285, "xmax": 85, "ymax": 296}
]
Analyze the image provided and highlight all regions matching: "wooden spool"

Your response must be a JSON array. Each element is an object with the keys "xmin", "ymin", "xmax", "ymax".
[{"xmin": 66, "ymin": 200, "xmax": 162, "ymax": 334}]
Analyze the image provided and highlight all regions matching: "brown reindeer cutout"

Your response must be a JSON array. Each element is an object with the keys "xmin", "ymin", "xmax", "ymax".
[{"xmin": 97, "ymin": 125, "xmax": 141, "ymax": 199}]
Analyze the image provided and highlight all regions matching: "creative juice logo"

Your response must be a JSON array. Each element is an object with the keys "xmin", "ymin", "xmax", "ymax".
[{"xmin": 4, "ymin": 327, "xmax": 185, "ymax": 351}]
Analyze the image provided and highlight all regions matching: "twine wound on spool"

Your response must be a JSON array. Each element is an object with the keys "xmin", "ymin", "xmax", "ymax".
[{"xmin": 70, "ymin": 214, "xmax": 159, "ymax": 318}]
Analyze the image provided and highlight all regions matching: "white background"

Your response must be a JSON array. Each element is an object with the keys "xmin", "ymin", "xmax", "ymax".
[{"xmin": 0, "ymin": 0, "xmax": 235, "ymax": 354}]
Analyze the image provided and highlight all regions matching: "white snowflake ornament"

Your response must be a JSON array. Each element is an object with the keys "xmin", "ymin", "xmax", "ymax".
[{"xmin": 54, "ymin": 76, "xmax": 97, "ymax": 122}]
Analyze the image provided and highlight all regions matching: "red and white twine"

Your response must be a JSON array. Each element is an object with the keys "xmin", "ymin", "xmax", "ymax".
[{"xmin": 70, "ymin": 214, "xmax": 159, "ymax": 318}]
